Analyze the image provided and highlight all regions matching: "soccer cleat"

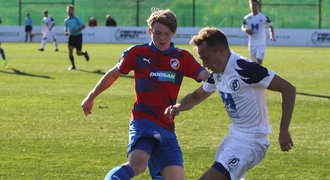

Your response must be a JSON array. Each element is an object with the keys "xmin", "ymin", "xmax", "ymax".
[
  {"xmin": 83, "ymin": 51, "xmax": 89, "ymax": 61},
  {"xmin": 2, "ymin": 59, "xmax": 8, "ymax": 69},
  {"xmin": 55, "ymin": 49, "xmax": 59, "ymax": 52},
  {"xmin": 68, "ymin": 66, "xmax": 76, "ymax": 70},
  {"xmin": 38, "ymin": 48, "xmax": 44, "ymax": 51}
]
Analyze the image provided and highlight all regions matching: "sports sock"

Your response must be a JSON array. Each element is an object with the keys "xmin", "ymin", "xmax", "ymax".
[
  {"xmin": 104, "ymin": 164, "xmax": 135, "ymax": 180},
  {"xmin": 41, "ymin": 39, "xmax": 46, "ymax": 49},
  {"xmin": 69, "ymin": 56, "xmax": 75, "ymax": 67},
  {"xmin": 0, "ymin": 48, "xmax": 6, "ymax": 60},
  {"xmin": 54, "ymin": 40, "xmax": 58, "ymax": 49}
]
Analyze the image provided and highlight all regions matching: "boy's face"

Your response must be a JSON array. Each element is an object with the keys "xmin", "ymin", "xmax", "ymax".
[
  {"xmin": 67, "ymin": 7, "xmax": 74, "ymax": 16},
  {"xmin": 149, "ymin": 22, "xmax": 175, "ymax": 51},
  {"xmin": 196, "ymin": 41, "xmax": 223, "ymax": 73},
  {"xmin": 250, "ymin": 1, "xmax": 260, "ymax": 13}
]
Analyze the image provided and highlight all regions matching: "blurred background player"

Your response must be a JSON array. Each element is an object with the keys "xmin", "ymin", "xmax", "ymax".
[
  {"xmin": 0, "ymin": 17, "xmax": 8, "ymax": 69},
  {"xmin": 39, "ymin": 10, "xmax": 58, "ymax": 52},
  {"xmin": 81, "ymin": 8, "xmax": 209, "ymax": 180},
  {"xmin": 64, "ymin": 5, "xmax": 89, "ymax": 70},
  {"xmin": 25, "ymin": 13, "xmax": 33, "ymax": 42},
  {"xmin": 241, "ymin": 0, "xmax": 275, "ymax": 65}
]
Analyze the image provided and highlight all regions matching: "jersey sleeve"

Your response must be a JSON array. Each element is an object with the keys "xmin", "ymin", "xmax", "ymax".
[
  {"xmin": 117, "ymin": 46, "xmax": 136, "ymax": 74},
  {"xmin": 235, "ymin": 59, "xmax": 275, "ymax": 88},
  {"xmin": 202, "ymin": 73, "xmax": 217, "ymax": 92},
  {"xmin": 182, "ymin": 50, "xmax": 205, "ymax": 81},
  {"xmin": 265, "ymin": 15, "xmax": 272, "ymax": 27},
  {"xmin": 77, "ymin": 17, "xmax": 84, "ymax": 27}
]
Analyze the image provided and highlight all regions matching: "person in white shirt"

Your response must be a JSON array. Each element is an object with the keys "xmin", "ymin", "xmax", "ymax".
[
  {"xmin": 241, "ymin": 0, "xmax": 275, "ymax": 64},
  {"xmin": 39, "ymin": 10, "xmax": 58, "ymax": 52},
  {"xmin": 165, "ymin": 27, "xmax": 296, "ymax": 180}
]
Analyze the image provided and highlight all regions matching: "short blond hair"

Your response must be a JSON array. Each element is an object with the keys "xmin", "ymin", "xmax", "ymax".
[{"xmin": 146, "ymin": 8, "xmax": 177, "ymax": 32}]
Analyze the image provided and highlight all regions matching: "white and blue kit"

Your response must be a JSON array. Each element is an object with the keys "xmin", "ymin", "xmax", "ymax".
[
  {"xmin": 203, "ymin": 52, "xmax": 275, "ymax": 179},
  {"xmin": 242, "ymin": 12, "xmax": 272, "ymax": 61}
]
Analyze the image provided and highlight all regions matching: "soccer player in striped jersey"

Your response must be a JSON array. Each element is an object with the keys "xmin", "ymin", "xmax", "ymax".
[
  {"xmin": 81, "ymin": 8, "xmax": 209, "ymax": 180},
  {"xmin": 165, "ymin": 27, "xmax": 295, "ymax": 180},
  {"xmin": 241, "ymin": 0, "xmax": 275, "ymax": 64},
  {"xmin": 64, "ymin": 5, "xmax": 89, "ymax": 70}
]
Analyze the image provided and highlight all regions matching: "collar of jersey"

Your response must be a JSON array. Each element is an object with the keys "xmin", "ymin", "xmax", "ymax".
[{"xmin": 149, "ymin": 41, "xmax": 175, "ymax": 55}]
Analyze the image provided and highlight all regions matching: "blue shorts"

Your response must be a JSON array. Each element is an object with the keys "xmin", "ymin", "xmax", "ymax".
[{"xmin": 128, "ymin": 119, "xmax": 183, "ymax": 179}]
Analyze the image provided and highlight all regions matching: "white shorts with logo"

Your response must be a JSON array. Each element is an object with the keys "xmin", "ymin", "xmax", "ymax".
[
  {"xmin": 249, "ymin": 44, "xmax": 266, "ymax": 62},
  {"xmin": 214, "ymin": 132, "xmax": 270, "ymax": 179}
]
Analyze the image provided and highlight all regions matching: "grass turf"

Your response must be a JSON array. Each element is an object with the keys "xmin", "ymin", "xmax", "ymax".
[{"xmin": 0, "ymin": 42, "xmax": 329, "ymax": 179}]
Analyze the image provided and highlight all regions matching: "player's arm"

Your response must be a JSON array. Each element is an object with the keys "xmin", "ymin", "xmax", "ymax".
[
  {"xmin": 268, "ymin": 25, "xmax": 276, "ymax": 41},
  {"xmin": 241, "ymin": 20, "xmax": 253, "ymax": 35},
  {"xmin": 164, "ymin": 85, "xmax": 213, "ymax": 119},
  {"xmin": 197, "ymin": 69, "xmax": 210, "ymax": 81},
  {"xmin": 49, "ymin": 18, "xmax": 55, "ymax": 30},
  {"xmin": 81, "ymin": 66, "xmax": 121, "ymax": 116},
  {"xmin": 267, "ymin": 75, "xmax": 296, "ymax": 152},
  {"xmin": 71, "ymin": 24, "xmax": 85, "ymax": 34}
]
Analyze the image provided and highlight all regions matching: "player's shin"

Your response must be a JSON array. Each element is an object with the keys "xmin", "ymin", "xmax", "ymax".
[{"xmin": 104, "ymin": 165, "xmax": 135, "ymax": 180}]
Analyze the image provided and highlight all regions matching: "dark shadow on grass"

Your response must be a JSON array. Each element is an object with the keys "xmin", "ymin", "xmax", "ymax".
[
  {"xmin": 0, "ymin": 68, "xmax": 54, "ymax": 79},
  {"xmin": 297, "ymin": 92, "xmax": 330, "ymax": 99},
  {"xmin": 77, "ymin": 69, "xmax": 134, "ymax": 79},
  {"xmin": 77, "ymin": 69, "xmax": 106, "ymax": 75}
]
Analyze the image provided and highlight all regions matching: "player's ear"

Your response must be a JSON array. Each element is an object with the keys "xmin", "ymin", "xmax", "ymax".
[
  {"xmin": 172, "ymin": 30, "xmax": 177, "ymax": 37},
  {"xmin": 148, "ymin": 28, "xmax": 152, "ymax": 35}
]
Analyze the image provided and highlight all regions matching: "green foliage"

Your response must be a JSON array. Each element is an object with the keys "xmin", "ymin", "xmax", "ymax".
[{"xmin": 0, "ymin": 43, "xmax": 329, "ymax": 179}]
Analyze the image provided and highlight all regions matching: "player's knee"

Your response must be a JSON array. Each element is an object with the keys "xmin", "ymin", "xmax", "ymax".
[
  {"xmin": 76, "ymin": 51, "xmax": 82, "ymax": 56},
  {"xmin": 130, "ymin": 163, "xmax": 147, "ymax": 175}
]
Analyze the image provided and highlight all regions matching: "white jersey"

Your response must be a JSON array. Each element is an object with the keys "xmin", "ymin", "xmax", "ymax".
[
  {"xmin": 242, "ymin": 12, "xmax": 272, "ymax": 46},
  {"xmin": 203, "ymin": 52, "xmax": 275, "ymax": 137},
  {"xmin": 43, "ymin": 16, "xmax": 55, "ymax": 29}
]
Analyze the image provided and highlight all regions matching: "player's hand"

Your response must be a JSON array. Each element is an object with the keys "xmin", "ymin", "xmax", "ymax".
[
  {"xmin": 270, "ymin": 36, "xmax": 276, "ymax": 42},
  {"xmin": 245, "ymin": 29, "xmax": 253, "ymax": 35},
  {"xmin": 81, "ymin": 97, "xmax": 94, "ymax": 116},
  {"xmin": 279, "ymin": 130, "xmax": 294, "ymax": 152},
  {"xmin": 164, "ymin": 104, "xmax": 180, "ymax": 120}
]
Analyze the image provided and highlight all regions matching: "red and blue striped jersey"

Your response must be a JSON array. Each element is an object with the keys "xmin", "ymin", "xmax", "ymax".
[{"xmin": 117, "ymin": 42, "xmax": 205, "ymax": 131}]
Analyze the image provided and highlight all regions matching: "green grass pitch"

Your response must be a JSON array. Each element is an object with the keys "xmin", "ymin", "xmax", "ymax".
[{"xmin": 0, "ymin": 42, "xmax": 329, "ymax": 179}]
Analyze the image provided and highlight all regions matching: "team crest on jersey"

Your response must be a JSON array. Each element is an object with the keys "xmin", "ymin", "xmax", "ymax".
[
  {"xmin": 226, "ymin": 156, "xmax": 240, "ymax": 171},
  {"xmin": 216, "ymin": 74, "xmax": 222, "ymax": 82},
  {"xmin": 153, "ymin": 131, "xmax": 161, "ymax": 140},
  {"xmin": 230, "ymin": 79, "xmax": 240, "ymax": 91},
  {"xmin": 170, "ymin": 59, "xmax": 180, "ymax": 70}
]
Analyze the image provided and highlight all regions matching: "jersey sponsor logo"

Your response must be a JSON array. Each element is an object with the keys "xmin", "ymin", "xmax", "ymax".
[
  {"xmin": 150, "ymin": 71, "xmax": 176, "ymax": 82},
  {"xmin": 226, "ymin": 156, "xmax": 240, "ymax": 171},
  {"xmin": 170, "ymin": 59, "xmax": 180, "ymax": 70},
  {"xmin": 230, "ymin": 79, "xmax": 240, "ymax": 91},
  {"xmin": 251, "ymin": 23, "xmax": 259, "ymax": 31},
  {"xmin": 220, "ymin": 92, "xmax": 240, "ymax": 119}
]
